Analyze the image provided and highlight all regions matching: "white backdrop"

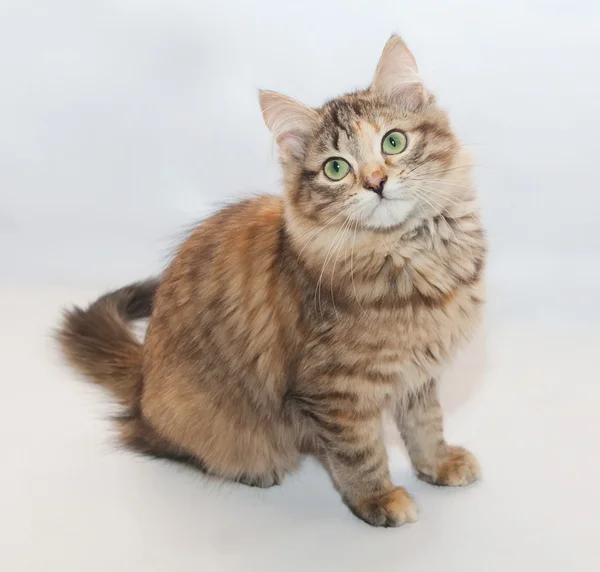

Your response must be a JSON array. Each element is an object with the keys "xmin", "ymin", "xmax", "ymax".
[
  {"xmin": 2, "ymin": 0, "xmax": 599, "ymax": 291},
  {"xmin": 2, "ymin": 3, "xmax": 600, "ymax": 571}
]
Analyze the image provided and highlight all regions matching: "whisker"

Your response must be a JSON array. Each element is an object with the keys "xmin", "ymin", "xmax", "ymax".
[
  {"xmin": 328, "ymin": 217, "xmax": 355, "ymax": 318},
  {"xmin": 294, "ymin": 208, "xmax": 348, "ymax": 262},
  {"xmin": 349, "ymin": 216, "xmax": 373, "ymax": 323},
  {"xmin": 408, "ymin": 178, "xmax": 473, "ymax": 190},
  {"xmin": 401, "ymin": 143, "xmax": 464, "ymax": 178},
  {"xmin": 314, "ymin": 212, "xmax": 357, "ymax": 317},
  {"xmin": 314, "ymin": 220, "xmax": 346, "ymax": 316},
  {"xmin": 416, "ymin": 187, "xmax": 479, "ymax": 264},
  {"xmin": 408, "ymin": 186, "xmax": 470, "ymax": 268},
  {"xmin": 408, "ymin": 182, "xmax": 478, "ymax": 221},
  {"xmin": 411, "ymin": 164, "xmax": 477, "ymax": 179}
]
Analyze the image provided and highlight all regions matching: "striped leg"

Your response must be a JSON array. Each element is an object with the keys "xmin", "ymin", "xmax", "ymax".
[
  {"xmin": 396, "ymin": 379, "xmax": 480, "ymax": 486},
  {"xmin": 301, "ymin": 395, "xmax": 417, "ymax": 527}
]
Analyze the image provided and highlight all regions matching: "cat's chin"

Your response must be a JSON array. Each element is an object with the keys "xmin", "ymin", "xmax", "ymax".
[{"xmin": 361, "ymin": 198, "xmax": 416, "ymax": 231}]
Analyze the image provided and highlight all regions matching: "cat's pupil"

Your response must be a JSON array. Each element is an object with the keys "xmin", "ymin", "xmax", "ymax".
[
  {"xmin": 389, "ymin": 137, "xmax": 396, "ymax": 147},
  {"xmin": 333, "ymin": 161, "xmax": 340, "ymax": 172}
]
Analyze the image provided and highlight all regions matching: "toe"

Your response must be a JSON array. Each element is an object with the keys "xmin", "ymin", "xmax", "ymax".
[{"xmin": 421, "ymin": 446, "xmax": 481, "ymax": 487}]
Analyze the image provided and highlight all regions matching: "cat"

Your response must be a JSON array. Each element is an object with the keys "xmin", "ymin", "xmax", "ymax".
[{"xmin": 57, "ymin": 35, "xmax": 486, "ymax": 527}]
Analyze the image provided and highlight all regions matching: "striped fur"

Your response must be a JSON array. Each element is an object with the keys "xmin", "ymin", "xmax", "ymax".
[{"xmin": 57, "ymin": 36, "xmax": 486, "ymax": 527}]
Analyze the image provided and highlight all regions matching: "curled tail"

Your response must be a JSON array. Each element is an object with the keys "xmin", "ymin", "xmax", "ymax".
[{"xmin": 56, "ymin": 279, "xmax": 158, "ymax": 406}]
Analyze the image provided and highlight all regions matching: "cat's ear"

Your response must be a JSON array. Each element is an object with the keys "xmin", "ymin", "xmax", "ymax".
[
  {"xmin": 259, "ymin": 90, "xmax": 318, "ymax": 159},
  {"xmin": 371, "ymin": 35, "xmax": 427, "ymax": 107}
]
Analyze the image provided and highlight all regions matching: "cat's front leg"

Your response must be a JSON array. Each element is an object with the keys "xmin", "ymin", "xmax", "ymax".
[
  {"xmin": 395, "ymin": 379, "xmax": 481, "ymax": 486},
  {"xmin": 303, "ymin": 397, "xmax": 418, "ymax": 527}
]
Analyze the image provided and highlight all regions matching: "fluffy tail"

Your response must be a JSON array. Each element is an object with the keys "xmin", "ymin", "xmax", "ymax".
[{"xmin": 56, "ymin": 279, "xmax": 158, "ymax": 406}]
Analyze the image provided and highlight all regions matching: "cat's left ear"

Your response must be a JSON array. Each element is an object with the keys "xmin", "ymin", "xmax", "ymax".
[
  {"xmin": 371, "ymin": 35, "xmax": 427, "ymax": 107},
  {"xmin": 259, "ymin": 90, "xmax": 318, "ymax": 160}
]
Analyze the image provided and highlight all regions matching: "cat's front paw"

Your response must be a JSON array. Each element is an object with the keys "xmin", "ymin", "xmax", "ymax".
[
  {"xmin": 417, "ymin": 445, "xmax": 481, "ymax": 487},
  {"xmin": 347, "ymin": 487, "xmax": 418, "ymax": 527}
]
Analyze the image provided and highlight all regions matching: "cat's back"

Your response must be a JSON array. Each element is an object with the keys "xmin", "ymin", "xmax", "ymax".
[
  {"xmin": 158, "ymin": 194, "xmax": 287, "ymax": 312},
  {"xmin": 145, "ymin": 194, "xmax": 302, "ymax": 398},
  {"xmin": 139, "ymin": 195, "xmax": 305, "ymax": 474}
]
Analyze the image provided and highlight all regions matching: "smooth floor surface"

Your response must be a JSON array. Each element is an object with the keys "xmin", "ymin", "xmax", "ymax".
[{"xmin": 1, "ymin": 282, "xmax": 599, "ymax": 572}]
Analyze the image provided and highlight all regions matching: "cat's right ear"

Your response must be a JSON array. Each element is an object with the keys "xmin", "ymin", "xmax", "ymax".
[{"xmin": 259, "ymin": 90, "xmax": 318, "ymax": 159}]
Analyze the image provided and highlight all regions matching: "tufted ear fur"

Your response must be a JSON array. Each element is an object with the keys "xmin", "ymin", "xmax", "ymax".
[
  {"xmin": 259, "ymin": 90, "xmax": 318, "ymax": 160},
  {"xmin": 371, "ymin": 35, "xmax": 427, "ymax": 108}
]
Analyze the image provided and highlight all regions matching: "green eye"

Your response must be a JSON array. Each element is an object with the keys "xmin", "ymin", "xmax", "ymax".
[
  {"xmin": 382, "ymin": 130, "xmax": 407, "ymax": 155},
  {"xmin": 323, "ymin": 158, "xmax": 351, "ymax": 181}
]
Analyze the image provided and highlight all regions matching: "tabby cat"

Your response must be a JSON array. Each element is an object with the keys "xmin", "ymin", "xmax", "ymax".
[{"xmin": 58, "ymin": 35, "xmax": 486, "ymax": 527}]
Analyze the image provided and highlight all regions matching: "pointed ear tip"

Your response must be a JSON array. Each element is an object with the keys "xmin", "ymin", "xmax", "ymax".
[
  {"xmin": 387, "ymin": 34, "xmax": 407, "ymax": 47},
  {"xmin": 258, "ymin": 90, "xmax": 278, "ymax": 112}
]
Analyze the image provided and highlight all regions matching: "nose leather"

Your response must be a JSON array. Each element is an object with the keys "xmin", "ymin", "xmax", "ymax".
[{"xmin": 363, "ymin": 170, "xmax": 387, "ymax": 195}]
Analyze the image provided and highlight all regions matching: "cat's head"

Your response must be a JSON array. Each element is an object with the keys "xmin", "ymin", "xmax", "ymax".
[{"xmin": 260, "ymin": 35, "xmax": 473, "ymax": 232}]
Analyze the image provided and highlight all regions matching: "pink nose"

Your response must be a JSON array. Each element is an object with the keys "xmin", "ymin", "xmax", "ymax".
[{"xmin": 363, "ymin": 170, "xmax": 387, "ymax": 195}]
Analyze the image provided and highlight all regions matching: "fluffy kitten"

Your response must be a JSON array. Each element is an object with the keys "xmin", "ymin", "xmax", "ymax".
[{"xmin": 58, "ymin": 35, "xmax": 486, "ymax": 527}]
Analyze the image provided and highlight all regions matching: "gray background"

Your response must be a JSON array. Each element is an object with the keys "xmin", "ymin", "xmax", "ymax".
[{"xmin": 2, "ymin": 0, "xmax": 598, "ymax": 290}]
